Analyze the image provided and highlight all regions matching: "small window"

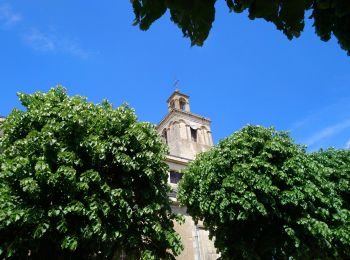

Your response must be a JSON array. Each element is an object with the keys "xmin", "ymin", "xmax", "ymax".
[
  {"xmin": 162, "ymin": 129, "xmax": 168, "ymax": 144},
  {"xmin": 191, "ymin": 128, "xmax": 197, "ymax": 142},
  {"xmin": 180, "ymin": 100, "xmax": 186, "ymax": 111},
  {"xmin": 170, "ymin": 171, "xmax": 182, "ymax": 184}
]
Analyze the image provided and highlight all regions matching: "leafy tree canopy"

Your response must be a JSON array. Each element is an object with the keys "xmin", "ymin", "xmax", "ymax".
[
  {"xmin": 178, "ymin": 125, "xmax": 350, "ymax": 259},
  {"xmin": 310, "ymin": 148, "xmax": 350, "ymax": 256},
  {"xmin": 131, "ymin": 0, "xmax": 350, "ymax": 55},
  {"xmin": 0, "ymin": 86, "xmax": 183, "ymax": 259},
  {"xmin": 311, "ymin": 148, "xmax": 350, "ymax": 205}
]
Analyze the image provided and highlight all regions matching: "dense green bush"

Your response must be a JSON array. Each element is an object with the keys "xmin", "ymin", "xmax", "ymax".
[
  {"xmin": 311, "ymin": 148, "xmax": 350, "ymax": 257},
  {"xmin": 0, "ymin": 86, "xmax": 182, "ymax": 259},
  {"xmin": 178, "ymin": 125, "xmax": 350, "ymax": 259}
]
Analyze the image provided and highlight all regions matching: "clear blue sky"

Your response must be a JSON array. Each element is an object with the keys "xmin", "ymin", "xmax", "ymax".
[{"xmin": 1, "ymin": 0, "xmax": 349, "ymax": 151}]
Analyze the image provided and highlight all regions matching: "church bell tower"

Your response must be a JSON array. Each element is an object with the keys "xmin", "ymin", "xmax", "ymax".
[
  {"xmin": 157, "ymin": 90, "xmax": 218, "ymax": 260},
  {"xmin": 157, "ymin": 89, "xmax": 213, "ymax": 163}
]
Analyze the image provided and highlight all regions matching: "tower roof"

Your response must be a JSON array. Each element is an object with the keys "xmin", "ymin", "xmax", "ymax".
[{"xmin": 166, "ymin": 89, "xmax": 189, "ymax": 103}]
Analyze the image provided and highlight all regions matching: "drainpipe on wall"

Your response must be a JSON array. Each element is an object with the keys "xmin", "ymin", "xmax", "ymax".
[{"xmin": 194, "ymin": 224, "xmax": 202, "ymax": 260}]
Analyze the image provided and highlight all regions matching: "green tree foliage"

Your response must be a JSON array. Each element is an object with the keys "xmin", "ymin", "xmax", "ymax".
[
  {"xmin": 178, "ymin": 125, "xmax": 350, "ymax": 259},
  {"xmin": 0, "ymin": 86, "xmax": 183, "ymax": 259},
  {"xmin": 311, "ymin": 148, "xmax": 350, "ymax": 207},
  {"xmin": 311, "ymin": 148, "xmax": 350, "ymax": 256},
  {"xmin": 131, "ymin": 0, "xmax": 350, "ymax": 55}
]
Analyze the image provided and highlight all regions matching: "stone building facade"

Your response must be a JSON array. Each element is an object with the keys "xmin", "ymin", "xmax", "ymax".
[
  {"xmin": 157, "ymin": 90, "xmax": 219, "ymax": 260},
  {"xmin": 0, "ymin": 116, "xmax": 4, "ymax": 136}
]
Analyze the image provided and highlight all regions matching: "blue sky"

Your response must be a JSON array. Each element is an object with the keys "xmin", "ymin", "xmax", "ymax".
[{"xmin": 0, "ymin": 0, "xmax": 349, "ymax": 151}]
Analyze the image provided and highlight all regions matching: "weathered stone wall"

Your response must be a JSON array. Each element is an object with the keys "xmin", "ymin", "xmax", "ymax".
[
  {"xmin": 171, "ymin": 206, "xmax": 219, "ymax": 260},
  {"xmin": 0, "ymin": 117, "xmax": 5, "ymax": 137},
  {"xmin": 158, "ymin": 110, "xmax": 213, "ymax": 160}
]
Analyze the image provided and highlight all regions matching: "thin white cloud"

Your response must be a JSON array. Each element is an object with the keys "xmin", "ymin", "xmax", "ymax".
[
  {"xmin": 345, "ymin": 139, "xmax": 350, "ymax": 149},
  {"xmin": 0, "ymin": 3, "xmax": 22, "ymax": 28},
  {"xmin": 58, "ymin": 37, "xmax": 92, "ymax": 59},
  {"xmin": 304, "ymin": 119, "xmax": 350, "ymax": 146},
  {"xmin": 0, "ymin": 3, "xmax": 93, "ymax": 59},
  {"xmin": 23, "ymin": 28, "xmax": 55, "ymax": 52},
  {"xmin": 23, "ymin": 28, "xmax": 92, "ymax": 59},
  {"xmin": 290, "ymin": 97, "xmax": 350, "ymax": 131}
]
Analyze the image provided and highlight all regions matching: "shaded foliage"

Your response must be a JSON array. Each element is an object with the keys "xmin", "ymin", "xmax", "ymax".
[
  {"xmin": 0, "ymin": 86, "xmax": 183, "ymax": 259},
  {"xmin": 131, "ymin": 0, "xmax": 350, "ymax": 54},
  {"xmin": 178, "ymin": 125, "xmax": 350, "ymax": 259}
]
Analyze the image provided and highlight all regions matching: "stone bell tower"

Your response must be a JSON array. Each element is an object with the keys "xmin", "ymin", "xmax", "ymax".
[
  {"xmin": 157, "ymin": 90, "xmax": 218, "ymax": 260},
  {"xmin": 157, "ymin": 89, "xmax": 213, "ymax": 162}
]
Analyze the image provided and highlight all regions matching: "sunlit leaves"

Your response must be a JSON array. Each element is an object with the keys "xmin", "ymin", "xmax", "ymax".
[
  {"xmin": 178, "ymin": 125, "xmax": 350, "ymax": 259},
  {"xmin": 0, "ymin": 86, "xmax": 182, "ymax": 259}
]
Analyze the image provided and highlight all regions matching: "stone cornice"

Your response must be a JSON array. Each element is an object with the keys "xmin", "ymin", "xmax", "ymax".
[
  {"xmin": 165, "ymin": 154, "xmax": 192, "ymax": 165},
  {"xmin": 157, "ymin": 109, "xmax": 211, "ymax": 130}
]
